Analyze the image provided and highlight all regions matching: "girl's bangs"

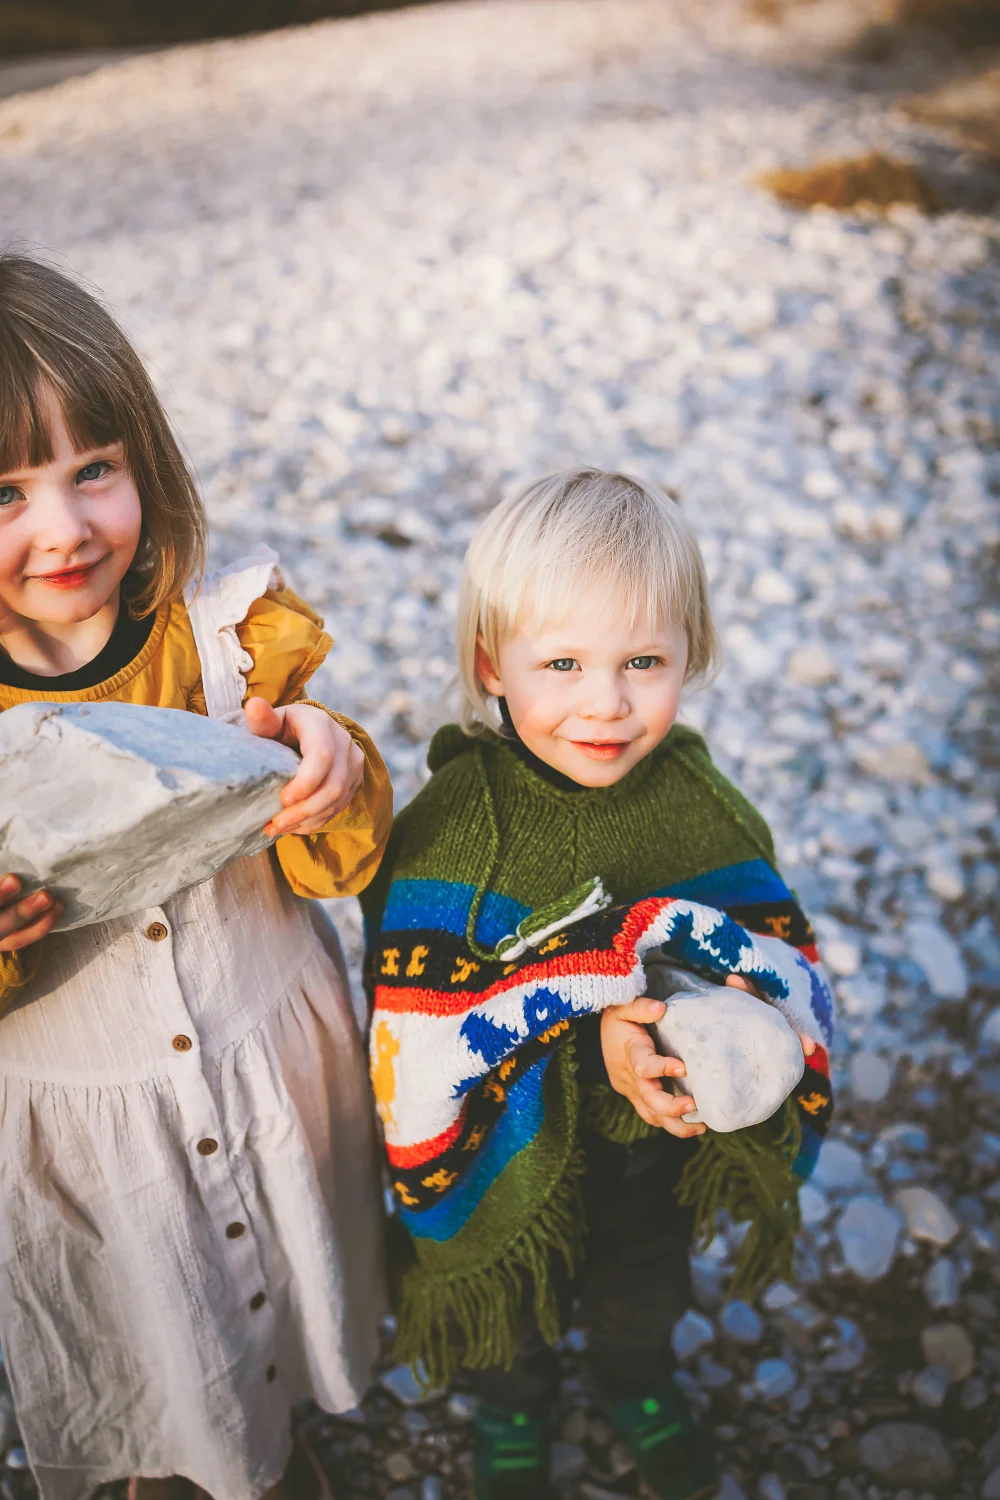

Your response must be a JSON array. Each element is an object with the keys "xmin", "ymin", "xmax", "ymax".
[{"xmin": 0, "ymin": 353, "xmax": 124, "ymax": 476}]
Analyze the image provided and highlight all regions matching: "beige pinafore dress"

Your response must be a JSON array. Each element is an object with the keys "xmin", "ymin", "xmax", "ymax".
[{"xmin": 0, "ymin": 554, "xmax": 385, "ymax": 1500}]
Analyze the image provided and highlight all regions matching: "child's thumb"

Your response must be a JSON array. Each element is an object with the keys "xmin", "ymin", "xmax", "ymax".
[{"xmin": 243, "ymin": 696, "xmax": 283, "ymax": 739}]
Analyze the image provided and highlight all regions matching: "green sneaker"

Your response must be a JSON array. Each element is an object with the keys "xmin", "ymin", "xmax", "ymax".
[
  {"xmin": 473, "ymin": 1401, "xmax": 552, "ymax": 1500},
  {"xmin": 601, "ymin": 1381, "xmax": 717, "ymax": 1500}
]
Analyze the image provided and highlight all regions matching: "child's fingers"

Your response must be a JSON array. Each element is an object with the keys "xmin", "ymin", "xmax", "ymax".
[
  {"xmin": 632, "ymin": 1047, "xmax": 687, "ymax": 1082},
  {"xmin": 725, "ymin": 974, "xmax": 763, "ymax": 998},
  {"xmin": 0, "ymin": 874, "xmax": 23, "ymax": 907},
  {"xmin": 0, "ymin": 895, "xmax": 63, "ymax": 952},
  {"xmin": 796, "ymin": 1030, "xmax": 818, "ymax": 1057}
]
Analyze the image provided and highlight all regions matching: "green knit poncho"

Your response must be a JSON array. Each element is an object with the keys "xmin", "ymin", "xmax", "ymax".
[{"xmin": 361, "ymin": 723, "xmax": 833, "ymax": 1383}]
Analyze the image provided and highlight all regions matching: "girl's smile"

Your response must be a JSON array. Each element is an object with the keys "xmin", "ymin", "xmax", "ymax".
[{"xmin": 30, "ymin": 557, "xmax": 110, "ymax": 589}]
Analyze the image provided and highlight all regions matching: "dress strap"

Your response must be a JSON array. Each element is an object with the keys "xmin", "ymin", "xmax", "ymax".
[{"xmin": 184, "ymin": 545, "xmax": 284, "ymax": 722}]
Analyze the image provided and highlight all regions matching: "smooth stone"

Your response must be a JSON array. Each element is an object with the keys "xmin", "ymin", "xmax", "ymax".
[
  {"xmin": 912, "ymin": 1365, "xmax": 949, "ymax": 1409},
  {"xmin": 858, "ymin": 1423, "xmax": 955, "ymax": 1486},
  {"xmin": 983, "ymin": 1468, "xmax": 1000, "ymax": 1500},
  {"xmin": 761, "ymin": 1281, "xmax": 799, "ymax": 1312},
  {"xmin": 550, "ymin": 1442, "xmax": 587, "ymax": 1482},
  {"xmin": 379, "ymin": 1364, "xmax": 444, "ymax": 1406},
  {"xmin": 822, "ymin": 1316, "xmax": 867, "ymax": 1373},
  {"xmin": 895, "ymin": 1188, "xmax": 961, "ymax": 1246},
  {"xmin": 981, "ymin": 1007, "xmax": 1000, "ymax": 1053},
  {"xmin": 697, "ymin": 1355, "xmax": 734, "ymax": 1389},
  {"xmin": 757, "ymin": 1474, "xmax": 786, "ymax": 1500},
  {"xmin": 961, "ymin": 1376, "xmax": 988, "ymax": 1410},
  {"xmin": 3, "ymin": 1447, "xmax": 28, "ymax": 1471},
  {"xmin": 671, "ymin": 1309, "xmax": 715, "ymax": 1360},
  {"xmin": 717, "ymin": 1477, "xmax": 748, "ymax": 1500},
  {"xmin": 385, "ymin": 1453, "xmax": 415, "ymax": 1482},
  {"xmin": 812, "ymin": 1140, "xmax": 867, "ymax": 1193},
  {"xmin": 836, "ymin": 1195, "xmax": 901, "ymax": 1281},
  {"xmin": 0, "ymin": 701, "xmax": 299, "ymax": 930},
  {"xmin": 924, "ymin": 1258, "xmax": 960, "ymax": 1309},
  {"xmin": 753, "ymin": 1358, "xmax": 796, "ymax": 1400},
  {"xmin": 751, "ymin": 569, "xmax": 797, "ymax": 605},
  {"xmin": 799, "ymin": 1183, "xmax": 831, "ymax": 1227},
  {"xmin": 720, "ymin": 1301, "xmax": 764, "ymax": 1345},
  {"xmin": 787, "ymin": 643, "xmax": 838, "ymax": 685},
  {"xmin": 904, "ymin": 919, "xmax": 969, "ymax": 1001},
  {"xmin": 921, "ymin": 1323, "xmax": 975, "ymax": 1382},
  {"xmin": 849, "ymin": 1052, "xmax": 892, "ymax": 1103},
  {"xmin": 446, "ymin": 1393, "xmax": 477, "ymax": 1422},
  {"xmin": 648, "ymin": 978, "xmax": 804, "ymax": 1133},
  {"xmin": 421, "ymin": 1478, "xmax": 443, "ymax": 1500}
]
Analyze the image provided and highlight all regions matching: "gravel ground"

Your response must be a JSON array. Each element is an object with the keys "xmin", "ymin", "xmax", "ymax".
[{"xmin": 0, "ymin": 2, "xmax": 998, "ymax": 1496}]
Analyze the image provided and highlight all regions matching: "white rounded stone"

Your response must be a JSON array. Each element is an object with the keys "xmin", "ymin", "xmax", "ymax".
[
  {"xmin": 787, "ymin": 643, "xmax": 839, "ymax": 686},
  {"xmin": 894, "ymin": 1188, "xmax": 960, "ymax": 1247}
]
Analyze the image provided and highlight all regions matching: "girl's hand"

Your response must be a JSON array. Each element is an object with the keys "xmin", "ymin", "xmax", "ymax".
[
  {"xmin": 244, "ymin": 697, "xmax": 365, "ymax": 837},
  {"xmin": 600, "ymin": 997, "xmax": 706, "ymax": 1138},
  {"xmin": 725, "ymin": 973, "xmax": 817, "ymax": 1057},
  {"xmin": 0, "ymin": 874, "xmax": 63, "ymax": 953}
]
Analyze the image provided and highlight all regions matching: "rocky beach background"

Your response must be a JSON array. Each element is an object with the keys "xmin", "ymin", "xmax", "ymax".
[{"xmin": 0, "ymin": 1, "xmax": 998, "ymax": 1496}]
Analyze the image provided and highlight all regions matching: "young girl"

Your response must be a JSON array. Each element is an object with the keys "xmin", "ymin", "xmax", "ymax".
[
  {"xmin": 361, "ymin": 470, "xmax": 833, "ymax": 1500},
  {"xmin": 0, "ymin": 255, "xmax": 392, "ymax": 1500}
]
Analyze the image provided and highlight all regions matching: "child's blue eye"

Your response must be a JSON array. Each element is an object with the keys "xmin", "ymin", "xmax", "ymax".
[
  {"xmin": 548, "ymin": 658, "xmax": 577, "ymax": 672},
  {"xmin": 77, "ymin": 461, "xmax": 109, "ymax": 483},
  {"xmin": 0, "ymin": 486, "xmax": 22, "ymax": 509},
  {"xmin": 628, "ymin": 656, "xmax": 657, "ymax": 670}
]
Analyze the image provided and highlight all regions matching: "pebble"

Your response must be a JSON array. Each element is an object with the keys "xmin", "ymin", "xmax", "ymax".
[
  {"xmin": 904, "ymin": 920, "xmax": 969, "ymax": 1001},
  {"xmin": 799, "ymin": 1183, "xmax": 831, "ymax": 1227},
  {"xmin": 894, "ymin": 1187, "xmax": 961, "ymax": 1247},
  {"xmin": 420, "ymin": 1478, "xmax": 443, "ymax": 1500},
  {"xmin": 920, "ymin": 1322, "xmax": 976, "ymax": 1382},
  {"xmin": 753, "ymin": 1358, "xmax": 797, "ymax": 1400},
  {"xmin": 911, "ymin": 1364, "xmax": 950, "ymax": 1409},
  {"xmin": 858, "ymin": 1423, "xmax": 955, "ymax": 1486},
  {"xmin": 836, "ymin": 1195, "xmax": 901, "ymax": 1281},
  {"xmin": 812, "ymin": 1141, "xmax": 867, "ymax": 1194},
  {"xmin": 671, "ymin": 1309, "xmax": 715, "ymax": 1361},
  {"xmin": 923, "ymin": 1257, "xmax": 960, "ymax": 1309},
  {"xmin": 849, "ymin": 1052, "xmax": 892, "ymax": 1104},
  {"xmin": 720, "ymin": 1300, "xmax": 764, "ymax": 1345},
  {"xmin": 757, "ymin": 1474, "xmax": 786, "ymax": 1500},
  {"xmin": 984, "ymin": 1469, "xmax": 1000, "ymax": 1500},
  {"xmin": 446, "ymin": 1393, "xmax": 477, "ymax": 1422},
  {"xmin": 981, "ymin": 1007, "xmax": 1000, "ymax": 1054},
  {"xmin": 379, "ymin": 1365, "xmax": 443, "ymax": 1407},
  {"xmin": 385, "ymin": 1452, "xmax": 415, "ymax": 1482}
]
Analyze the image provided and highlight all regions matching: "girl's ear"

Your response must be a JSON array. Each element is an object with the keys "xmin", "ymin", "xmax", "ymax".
[{"xmin": 475, "ymin": 636, "xmax": 503, "ymax": 697}]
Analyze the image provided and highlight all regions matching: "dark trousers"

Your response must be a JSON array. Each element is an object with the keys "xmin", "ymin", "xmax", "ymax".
[{"xmin": 463, "ymin": 1128, "xmax": 698, "ymax": 1409}]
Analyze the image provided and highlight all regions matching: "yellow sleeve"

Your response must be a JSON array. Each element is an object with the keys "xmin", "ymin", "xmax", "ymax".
[
  {"xmin": 275, "ymin": 707, "xmax": 393, "ymax": 899},
  {"xmin": 236, "ymin": 587, "xmax": 394, "ymax": 899},
  {"xmin": 0, "ymin": 945, "xmax": 41, "ymax": 1014}
]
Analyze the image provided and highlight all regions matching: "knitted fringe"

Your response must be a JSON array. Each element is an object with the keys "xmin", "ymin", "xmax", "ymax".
[
  {"xmin": 580, "ymin": 1083, "xmax": 658, "ymax": 1145},
  {"xmin": 392, "ymin": 1145, "xmax": 588, "ymax": 1388},
  {"xmin": 676, "ymin": 1098, "xmax": 802, "ymax": 1300}
]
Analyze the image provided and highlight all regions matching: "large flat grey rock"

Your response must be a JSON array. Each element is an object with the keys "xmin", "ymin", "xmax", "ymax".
[{"xmin": 0, "ymin": 701, "xmax": 300, "ymax": 929}]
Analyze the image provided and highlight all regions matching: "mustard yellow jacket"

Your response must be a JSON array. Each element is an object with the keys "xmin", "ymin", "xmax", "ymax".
[{"xmin": 0, "ymin": 586, "xmax": 392, "ymax": 1004}]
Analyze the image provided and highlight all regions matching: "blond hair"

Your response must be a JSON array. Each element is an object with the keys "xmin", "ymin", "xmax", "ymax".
[
  {"xmin": 457, "ymin": 468, "xmax": 719, "ymax": 734},
  {"xmin": 0, "ymin": 254, "xmax": 207, "ymax": 616}
]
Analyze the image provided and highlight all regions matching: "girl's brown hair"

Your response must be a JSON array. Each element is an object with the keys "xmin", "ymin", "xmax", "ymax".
[{"xmin": 0, "ymin": 254, "xmax": 207, "ymax": 615}]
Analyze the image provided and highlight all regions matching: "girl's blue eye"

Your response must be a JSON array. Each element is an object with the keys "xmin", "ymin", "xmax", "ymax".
[
  {"xmin": 628, "ymin": 656, "xmax": 657, "ymax": 670},
  {"xmin": 0, "ymin": 486, "xmax": 22, "ymax": 508},
  {"xmin": 77, "ymin": 461, "xmax": 109, "ymax": 483},
  {"xmin": 548, "ymin": 658, "xmax": 577, "ymax": 672}
]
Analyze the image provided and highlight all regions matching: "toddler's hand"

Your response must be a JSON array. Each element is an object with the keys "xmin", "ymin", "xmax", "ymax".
[
  {"xmin": 725, "ymin": 973, "xmax": 817, "ymax": 1057},
  {"xmin": 0, "ymin": 874, "xmax": 62, "ymax": 953},
  {"xmin": 244, "ymin": 697, "xmax": 365, "ymax": 837},
  {"xmin": 600, "ymin": 997, "xmax": 706, "ymax": 1138}
]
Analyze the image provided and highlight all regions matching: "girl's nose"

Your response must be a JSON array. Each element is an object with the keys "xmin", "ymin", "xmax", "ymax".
[{"xmin": 34, "ymin": 488, "xmax": 92, "ymax": 555}]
